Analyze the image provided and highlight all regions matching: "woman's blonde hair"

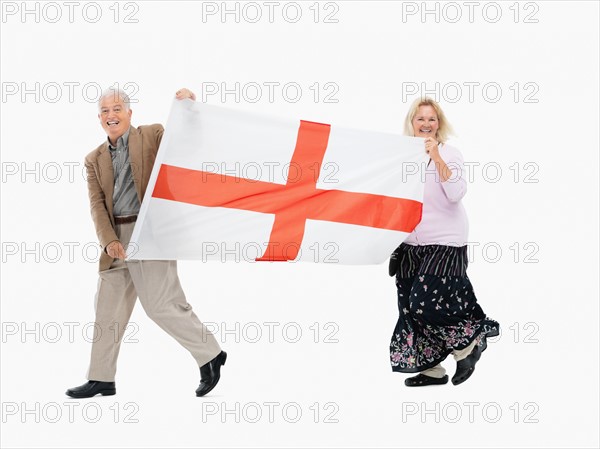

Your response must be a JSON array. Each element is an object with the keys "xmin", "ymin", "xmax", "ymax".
[{"xmin": 403, "ymin": 97, "xmax": 455, "ymax": 144}]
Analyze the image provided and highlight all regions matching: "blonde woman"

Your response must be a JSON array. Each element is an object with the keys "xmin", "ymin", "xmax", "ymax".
[{"xmin": 389, "ymin": 97, "xmax": 499, "ymax": 386}]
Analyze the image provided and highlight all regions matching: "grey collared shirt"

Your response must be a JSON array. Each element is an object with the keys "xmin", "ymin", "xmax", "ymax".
[{"xmin": 108, "ymin": 129, "xmax": 141, "ymax": 217}]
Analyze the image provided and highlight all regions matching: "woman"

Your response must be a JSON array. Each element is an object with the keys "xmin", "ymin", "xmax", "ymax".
[{"xmin": 389, "ymin": 97, "xmax": 499, "ymax": 386}]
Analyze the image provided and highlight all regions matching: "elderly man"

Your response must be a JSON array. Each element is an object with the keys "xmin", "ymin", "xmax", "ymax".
[{"xmin": 66, "ymin": 87, "xmax": 226, "ymax": 398}]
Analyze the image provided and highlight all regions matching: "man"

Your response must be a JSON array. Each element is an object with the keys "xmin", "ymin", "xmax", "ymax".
[{"xmin": 66, "ymin": 87, "xmax": 226, "ymax": 398}]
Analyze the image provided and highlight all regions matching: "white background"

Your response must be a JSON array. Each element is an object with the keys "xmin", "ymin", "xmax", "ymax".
[{"xmin": 1, "ymin": 1, "xmax": 598, "ymax": 447}]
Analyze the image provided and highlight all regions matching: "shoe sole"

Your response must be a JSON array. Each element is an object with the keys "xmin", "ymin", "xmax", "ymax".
[
  {"xmin": 405, "ymin": 380, "xmax": 448, "ymax": 387},
  {"xmin": 405, "ymin": 375, "xmax": 449, "ymax": 387}
]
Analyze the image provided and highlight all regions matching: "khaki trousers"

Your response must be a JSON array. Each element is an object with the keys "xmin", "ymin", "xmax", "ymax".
[
  {"xmin": 86, "ymin": 221, "xmax": 221, "ymax": 382},
  {"xmin": 422, "ymin": 338, "xmax": 478, "ymax": 378}
]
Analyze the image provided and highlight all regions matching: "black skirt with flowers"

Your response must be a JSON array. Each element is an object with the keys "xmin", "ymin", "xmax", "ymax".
[{"xmin": 389, "ymin": 243, "xmax": 500, "ymax": 373}]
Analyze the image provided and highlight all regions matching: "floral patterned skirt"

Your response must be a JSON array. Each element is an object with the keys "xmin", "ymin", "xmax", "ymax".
[{"xmin": 389, "ymin": 243, "xmax": 500, "ymax": 373}]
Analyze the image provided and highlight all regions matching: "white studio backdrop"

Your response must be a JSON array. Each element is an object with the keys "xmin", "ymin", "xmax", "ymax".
[{"xmin": 1, "ymin": 1, "xmax": 598, "ymax": 448}]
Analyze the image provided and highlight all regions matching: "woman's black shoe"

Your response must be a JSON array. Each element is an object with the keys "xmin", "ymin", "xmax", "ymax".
[
  {"xmin": 405, "ymin": 373, "xmax": 448, "ymax": 387},
  {"xmin": 452, "ymin": 345, "xmax": 482, "ymax": 385}
]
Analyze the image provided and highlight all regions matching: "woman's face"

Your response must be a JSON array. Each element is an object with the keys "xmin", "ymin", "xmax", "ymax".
[{"xmin": 412, "ymin": 105, "xmax": 439, "ymax": 139}]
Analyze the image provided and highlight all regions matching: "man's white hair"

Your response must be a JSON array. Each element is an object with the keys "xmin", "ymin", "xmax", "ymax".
[{"xmin": 98, "ymin": 87, "xmax": 131, "ymax": 111}]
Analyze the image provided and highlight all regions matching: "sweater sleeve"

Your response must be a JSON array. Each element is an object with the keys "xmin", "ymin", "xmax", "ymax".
[{"xmin": 440, "ymin": 146, "xmax": 467, "ymax": 203}]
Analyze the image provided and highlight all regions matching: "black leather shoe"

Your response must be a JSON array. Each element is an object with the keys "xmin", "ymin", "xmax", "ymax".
[
  {"xmin": 196, "ymin": 351, "xmax": 227, "ymax": 397},
  {"xmin": 65, "ymin": 381, "xmax": 116, "ymax": 398},
  {"xmin": 405, "ymin": 373, "xmax": 448, "ymax": 387},
  {"xmin": 452, "ymin": 345, "xmax": 482, "ymax": 385}
]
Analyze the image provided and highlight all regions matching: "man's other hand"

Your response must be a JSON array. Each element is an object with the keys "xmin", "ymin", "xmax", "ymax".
[
  {"xmin": 175, "ymin": 88, "xmax": 196, "ymax": 101},
  {"xmin": 107, "ymin": 240, "xmax": 127, "ymax": 259}
]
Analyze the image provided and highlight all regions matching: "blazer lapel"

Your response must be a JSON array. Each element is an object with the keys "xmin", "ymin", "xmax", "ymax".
[
  {"xmin": 97, "ymin": 143, "xmax": 115, "ymax": 220},
  {"xmin": 128, "ymin": 126, "xmax": 144, "ymax": 202}
]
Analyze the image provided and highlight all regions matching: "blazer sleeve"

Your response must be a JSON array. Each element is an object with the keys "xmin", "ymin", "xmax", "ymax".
[
  {"xmin": 85, "ymin": 154, "xmax": 119, "ymax": 251},
  {"xmin": 155, "ymin": 123, "xmax": 164, "ymax": 148}
]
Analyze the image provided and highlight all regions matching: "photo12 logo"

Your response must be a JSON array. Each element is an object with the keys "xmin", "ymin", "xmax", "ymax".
[
  {"xmin": 200, "ymin": 81, "xmax": 340, "ymax": 104},
  {"xmin": 201, "ymin": 401, "xmax": 340, "ymax": 423},
  {"xmin": 201, "ymin": 321, "xmax": 340, "ymax": 344},
  {"xmin": 2, "ymin": 401, "xmax": 140, "ymax": 423},
  {"xmin": 2, "ymin": 321, "xmax": 140, "ymax": 344},
  {"xmin": 200, "ymin": 1, "xmax": 340, "ymax": 24},
  {"xmin": 402, "ymin": 81, "xmax": 540, "ymax": 104},
  {"xmin": 400, "ymin": 2, "xmax": 540, "ymax": 24},
  {"xmin": 1, "ymin": 2, "xmax": 140, "ymax": 24},
  {"xmin": 401, "ymin": 401, "xmax": 540, "ymax": 423},
  {"xmin": 1, "ymin": 82, "xmax": 139, "ymax": 104}
]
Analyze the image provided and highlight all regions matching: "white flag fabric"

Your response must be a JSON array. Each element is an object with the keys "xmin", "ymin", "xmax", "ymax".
[{"xmin": 128, "ymin": 100, "xmax": 427, "ymax": 264}]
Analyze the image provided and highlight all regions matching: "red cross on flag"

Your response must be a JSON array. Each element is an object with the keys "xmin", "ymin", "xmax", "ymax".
[{"xmin": 128, "ymin": 100, "xmax": 427, "ymax": 264}]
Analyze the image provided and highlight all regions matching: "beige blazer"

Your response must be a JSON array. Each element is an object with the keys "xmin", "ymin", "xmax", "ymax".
[{"xmin": 84, "ymin": 124, "xmax": 164, "ymax": 271}]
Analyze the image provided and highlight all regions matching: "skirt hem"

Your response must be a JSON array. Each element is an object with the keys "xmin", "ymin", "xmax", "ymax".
[{"xmin": 390, "ymin": 323, "xmax": 499, "ymax": 374}]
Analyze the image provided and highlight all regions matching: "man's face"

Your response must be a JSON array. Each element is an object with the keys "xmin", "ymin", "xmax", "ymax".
[{"xmin": 98, "ymin": 95, "xmax": 132, "ymax": 144}]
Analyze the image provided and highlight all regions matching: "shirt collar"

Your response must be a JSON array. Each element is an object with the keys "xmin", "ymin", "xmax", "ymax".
[{"xmin": 108, "ymin": 128, "xmax": 130, "ymax": 151}]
